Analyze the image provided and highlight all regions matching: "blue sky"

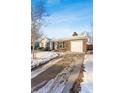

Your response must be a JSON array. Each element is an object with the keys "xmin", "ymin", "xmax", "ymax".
[{"xmin": 32, "ymin": 0, "xmax": 93, "ymax": 39}]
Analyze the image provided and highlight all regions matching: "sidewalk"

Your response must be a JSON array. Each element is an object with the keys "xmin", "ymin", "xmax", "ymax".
[
  {"xmin": 61, "ymin": 58, "xmax": 84, "ymax": 93},
  {"xmin": 80, "ymin": 54, "xmax": 93, "ymax": 93}
]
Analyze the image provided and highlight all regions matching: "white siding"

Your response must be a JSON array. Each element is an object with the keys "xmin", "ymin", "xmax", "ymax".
[{"xmin": 71, "ymin": 40, "xmax": 83, "ymax": 52}]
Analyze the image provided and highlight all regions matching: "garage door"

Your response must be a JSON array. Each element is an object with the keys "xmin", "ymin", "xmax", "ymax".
[{"xmin": 71, "ymin": 40, "xmax": 83, "ymax": 52}]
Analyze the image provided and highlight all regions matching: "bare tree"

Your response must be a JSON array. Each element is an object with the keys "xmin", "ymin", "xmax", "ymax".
[
  {"xmin": 81, "ymin": 31, "xmax": 93, "ymax": 44},
  {"xmin": 31, "ymin": 0, "xmax": 46, "ymax": 59}
]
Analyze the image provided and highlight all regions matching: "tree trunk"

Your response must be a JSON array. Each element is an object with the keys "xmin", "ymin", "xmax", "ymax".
[{"xmin": 32, "ymin": 42, "xmax": 35, "ymax": 59}]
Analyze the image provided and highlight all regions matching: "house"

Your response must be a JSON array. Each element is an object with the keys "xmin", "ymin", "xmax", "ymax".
[
  {"xmin": 82, "ymin": 32, "xmax": 93, "ymax": 51},
  {"xmin": 50, "ymin": 35, "xmax": 88, "ymax": 53},
  {"xmin": 36, "ymin": 37, "xmax": 51, "ymax": 49}
]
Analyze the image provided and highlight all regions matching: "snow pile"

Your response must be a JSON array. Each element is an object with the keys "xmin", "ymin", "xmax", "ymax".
[
  {"xmin": 33, "ymin": 63, "xmax": 74, "ymax": 93},
  {"xmin": 80, "ymin": 55, "xmax": 93, "ymax": 93},
  {"xmin": 31, "ymin": 52, "xmax": 58, "ymax": 69}
]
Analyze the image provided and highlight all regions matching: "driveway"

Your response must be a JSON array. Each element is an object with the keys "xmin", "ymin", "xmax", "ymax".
[{"xmin": 32, "ymin": 53, "xmax": 84, "ymax": 93}]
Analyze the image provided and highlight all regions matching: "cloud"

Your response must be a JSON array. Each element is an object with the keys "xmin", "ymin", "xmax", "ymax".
[
  {"xmin": 46, "ymin": 7, "xmax": 91, "ymax": 25},
  {"xmin": 45, "ymin": 1, "xmax": 92, "ymax": 25},
  {"xmin": 43, "ymin": 0, "xmax": 93, "ymax": 38}
]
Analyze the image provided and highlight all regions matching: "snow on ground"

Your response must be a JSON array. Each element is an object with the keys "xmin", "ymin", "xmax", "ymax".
[
  {"xmin": 32, "ymin": 62, "xmax": 74, "ymax": 93},
  {"xmin": 31, "ymin": 52, "xmax": 58, "ymax": 69},
  {"xmin": 79, "ymin": 54, "xmax": 93, "ymax": 93}
]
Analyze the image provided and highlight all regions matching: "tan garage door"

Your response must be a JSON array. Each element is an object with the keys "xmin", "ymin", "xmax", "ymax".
[{"xmin": 71, "ymin": 40, "xmax": 83, "ymax": 52}]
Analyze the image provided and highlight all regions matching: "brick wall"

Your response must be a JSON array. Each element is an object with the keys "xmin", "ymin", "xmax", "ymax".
[
  {"xmin": 54, "ymin": 41, "xmax": 70, "ymax": 52},
  {"xmin": 83, "ymin": 38, "xmax": 88, "ymax": 52}
]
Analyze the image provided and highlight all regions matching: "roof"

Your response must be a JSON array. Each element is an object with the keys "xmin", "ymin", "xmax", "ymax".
[
  {"xmin": 52, "ymin": 36, "xmax": 87, "ymax": 42},
  {"xmin": 35, "ymin": 37, "xmax": 51, "ymax": 42}
]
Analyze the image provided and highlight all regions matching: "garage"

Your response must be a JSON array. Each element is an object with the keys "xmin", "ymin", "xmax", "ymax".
[{"xmin": 70, "ymin": 40, "xmax": 83, "ymax": 52}]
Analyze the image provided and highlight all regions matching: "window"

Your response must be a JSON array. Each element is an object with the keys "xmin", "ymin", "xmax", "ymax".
[
  {"xmin": 59, "ymin": 42, "xmax": 64, "ymax": 48},
  {"xmin": 55, "ymin": 41, "xmax": 65, "ymax": 49}
]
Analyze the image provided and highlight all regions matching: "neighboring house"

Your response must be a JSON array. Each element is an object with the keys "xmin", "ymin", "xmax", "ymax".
[
  {"xmin": 36, "ymin": 37, "xmax": 51, "ymax": 49},
  {"xmin": 50, "ymin": 35, "xmax": 88, "ymax": 53},
  {"xmin": 82, "ymin": 32, "xmax": 93, "ymax": 51}
]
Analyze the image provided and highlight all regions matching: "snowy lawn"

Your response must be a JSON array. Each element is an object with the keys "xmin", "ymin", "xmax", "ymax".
[
  {"xmin": 80, "ymin": 54, "xmax": 93, "ymax": 93},
  {"xmin": 31, "ymin": 52, "xmax": 58, "ymax": 69}
]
